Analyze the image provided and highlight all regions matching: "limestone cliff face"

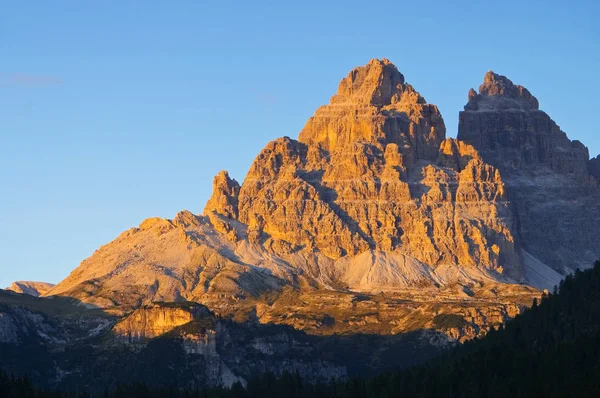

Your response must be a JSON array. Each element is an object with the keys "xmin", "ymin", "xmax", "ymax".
[
  {"xmin": 459, "ymin": 72, "xmax": 600, "ymax": 272},
  {"xmin": 232, "ymin": 60, "xmax": 520, "ymax": 278},
  {"xmin": 113, "ymin": 303, "xmax": 211, "ymax": 342},
  {"xmin": 109, "ymin": 303, "xmax": 350, "ymax": 387}
]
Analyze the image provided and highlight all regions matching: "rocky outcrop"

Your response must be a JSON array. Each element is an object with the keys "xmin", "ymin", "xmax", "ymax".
[
  {"xmin": 465, "ymin": 71, "xmax": 539, "ymax": 111},
  {"xmin": 437, "ymin": 139, "xmax": 481, "ymax": 171},
  {"xmin": 589, "ymin": 155, "xmax": 600, "ymax": 181},
  {"xmin": 237, "ymin": 136, "xmax": 369, "ymax": 259},
  {"xmin": 459, "ymin": 72, "xmax": 600, "ymax": 272},
  {"xmin": 112, "ymin": 303, "xmax": 212, "ymax": 342},
  {"xmin": 298, "ymin": 58, "xmax": 446, "ymax": 162},
  {"xmin": 5, "ymin": 281, "xmax": 55, "ymax": 297},
  {"xmin": 204, "ymin": 171, "xmax": 240, "ymax": 219}
]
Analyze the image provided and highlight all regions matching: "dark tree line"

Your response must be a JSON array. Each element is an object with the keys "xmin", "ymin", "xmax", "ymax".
[{"xmin": 2, "ymin": 260, "xmax": 600, "ymax": 398}]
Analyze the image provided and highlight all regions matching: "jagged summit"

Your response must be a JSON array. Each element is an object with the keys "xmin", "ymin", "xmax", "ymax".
[
  {"xmin": 465, "ymin": 71, "xmax": 539, "ymax": 111},
  {"xmin": 459, "ymin": 71, "xmax": 600, "ymax": 273},
  {"xmin": 331, "ymin": 58, "xmax": 409, "ymax": 106},
  {"xmin": 204, "ymin": 170, "xmax": 240, "ymax": 219},
  {"xmin": 298, "ymin": 58, "xmax": 445, "ymax": 158},
  {"xmin": 459, "ymin": 71, "xmax": 589, "ymax": 176}
]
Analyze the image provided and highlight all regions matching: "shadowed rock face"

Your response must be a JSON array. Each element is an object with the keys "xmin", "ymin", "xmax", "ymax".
[
  {"xmin": 460, "ymin": 71, "xmax": 589, "ymax": 178},
  {"xmin": 459, "ymin": 72, "xmax": 600, "ymax": 272},
  {"xmin": 589, "ymin": 156, "xmax": 600, "ymax": 181},
  {"xmin": 0, "ymin": 293, "xmax": 349, "ymax": 390},
  {"xmin": 466, "ymin": 71, "xmax": 539, "ymax": 111}
]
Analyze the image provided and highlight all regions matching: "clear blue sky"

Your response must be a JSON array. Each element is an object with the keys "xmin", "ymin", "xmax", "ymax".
[{"xmin": 1, "ymin": 1, "xmax": 599, "ymax": 288}]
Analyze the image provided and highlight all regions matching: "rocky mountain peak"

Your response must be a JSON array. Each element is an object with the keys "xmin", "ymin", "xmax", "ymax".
[
  {"xmin": 204, "ymin": 170, "xmax": 240, "ymax": 219},
  {"xmin": 332, "ymin": 58, "xmax": 408, "ymax": 106},
  {"xmin": 465, "ymin": 71, "xmax": 539, "ymax": 111},
  {"xmin": 459, "ymin": 71, "xmax": 600, "ymax": 273},
  {"xmin": 298, "ymin": 58, "xmax": 445, "ymax": 159},
  {"xmin": 459, "ymin": 72, "xmax": 589, "ymax": 176},
  {"xmin": 437, "ymin": 138, "xmax": 481, "ymax": 172}
]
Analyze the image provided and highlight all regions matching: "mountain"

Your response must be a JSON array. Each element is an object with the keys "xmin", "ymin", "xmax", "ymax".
[
  {"xmin": 459, "ymin": 71, "xmax": 600, "ymax": 273},
  {"xmin": 2, "ymin": 58, "xmax": 599, "ymax": 391},
  {"xmin": 43, "ymin": 59, "xmax": 551, "ymax": 341},
  {"xmin": 5, "ymin": 281, "xmax": 55, "ymax": 297}
]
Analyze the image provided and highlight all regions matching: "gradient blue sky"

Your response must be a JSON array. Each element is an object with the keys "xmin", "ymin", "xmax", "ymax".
[{"xmin": 1, "ymin": 1, "xmax": 599, "ymax": 288}]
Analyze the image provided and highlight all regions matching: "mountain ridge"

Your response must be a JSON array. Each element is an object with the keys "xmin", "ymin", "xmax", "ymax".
[
  {"xmin": 2, "ymin": 57, "xmax": 599, "ymax": 393},
  {"xmin": 43, "ymin": 59, "xmax": 599, "ymax": 340},
  {"xmin": 5, "ymin": 281, "xmax": 55, "ymax": 297},
  {"xmin": 459, "ymin": 70, "xmax": 600, "ymax": 272}
]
